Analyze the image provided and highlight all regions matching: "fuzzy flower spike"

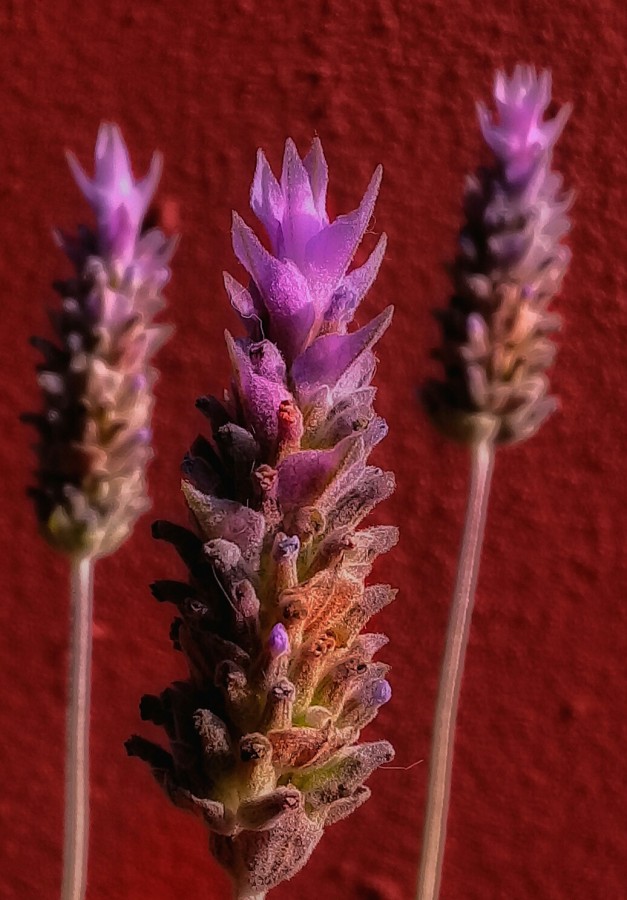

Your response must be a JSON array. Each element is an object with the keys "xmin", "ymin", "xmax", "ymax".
[
  {"xmin": 418, "ymin": 68, "xmax": 572, "ymax": 900},
  {"xmin": 425, "ymin": 65, "xmax": 572, "ymax": 446},
  {"xmin": 27, "ymin": 124, "xmax": 174, "ymax": 559},
  {"xmin": 127, "ymin": 139, "xmax": 396, "ymax": 898},
  {"xmin": 25, "ymin": 124, "xmax": 174, "ymax": 900}
]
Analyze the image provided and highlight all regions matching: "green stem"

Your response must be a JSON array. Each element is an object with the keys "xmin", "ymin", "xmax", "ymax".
[
  {"xmin": 417, "ymin": 439, "xmax": 495, "ymax": 900},
  {"xmin": 61, "ymin": 556, "xmax": 95, "ymax": 900}
]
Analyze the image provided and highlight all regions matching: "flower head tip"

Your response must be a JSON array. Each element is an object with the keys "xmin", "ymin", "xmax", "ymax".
[
  {"xmin": 66, "ymin": 122, "xmax": 162, "ymax": 268},
  {"xmin": 477, "ymin": 65, "xmax": 572, "ymax": 183}
]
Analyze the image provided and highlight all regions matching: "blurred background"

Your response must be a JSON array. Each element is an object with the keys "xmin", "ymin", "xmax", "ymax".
[{"xmin": 1, "ymin": 1, "xmax": 626, "ymax": 897}]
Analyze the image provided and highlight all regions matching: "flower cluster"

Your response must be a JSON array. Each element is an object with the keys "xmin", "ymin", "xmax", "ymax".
[
  {"xmin": 424, "ymin": 66, "xmax": 572, "ymax": 445},
  {"xmin": 25, "ymin": 124, "xmax": 174, "ymax": 558},
  {"xmin": 127, "ymin": 139, "xmax": 396, "ymax": 896}
]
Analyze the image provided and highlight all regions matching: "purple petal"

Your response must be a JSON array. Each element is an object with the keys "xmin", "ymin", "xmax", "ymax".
[
  {"xmin": 226, "ymin": 332, "xmax": 293, "ymax": 448},
  {"xmin": 277, "ymin": 139, "xmax": 323, "ymax": 266},
  {"xmin": 246, "ymin": 339, "xmax": 287, "ymax": 383},
  {"xmin": 303, "ymin": 166, "xmax": 383, "ymax": 298},
  {"xmin": 251, "ymin": 149, "xmax": 284, "ymax": 251},
  {"xmin": 232, "ymin": 213, "xmax": 315, "ymax": 359},
  {"xmin": 281, "ymin": 139, "xmax": 317, "ymax": 218},
  {"xmin": 292, "ymin": 307, "xmax": 393, "ymax": 395},
  {"xmin": 232, "ymin": 212, "xmax": 291, "ymax": 296},
  {"xmin": 372, "ymin": 678, "xmax": 392, "ymax": 705},
  {"xmin": 268, "ymin": 623, "xmax": 290, "ymax": 658},
  {"xmin": 245, "ymin": 373, "xmax": 292, "ymax": 450},
  {"xmin": 137, "ymin": 151, "xmax": 163, "ymax": 212},
  {"xmin": 94, "ymin": 123, "xmax": 132, "ymax": 190},
  {"xmin": 106, "ymin": 203, "xmax": 136, "ymax": 266},
  {"xmin": 326, "ymin": 351, "xmax": 376, "ymax": 409},
  {"xmin": 223, "ymin": 272, "xmax": 265, "ymax": 338},
  {"xmin": 276, "ymin": 436, "xmax": 358, "ymax": 510},
  {"xmin": 325, "ymin": 233, "xmax": 387, "ymax": 329},
  {"xmin": 303, "ymin": 138, "xmax": 329, "ymax": 223},
  {"xmin": 540, "ymin": 102, "xmax": 572, "ymax": 151},
  {"xmin": 65, "ymin": 151, "xmax": 97, "ymax": 207}
]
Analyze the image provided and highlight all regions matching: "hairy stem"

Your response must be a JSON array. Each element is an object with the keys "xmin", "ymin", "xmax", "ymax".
[
  {"xmin": 61, "ymin": 556, "xmax": 95, "ymax": 900},
  {"xmin": 417, "ymin": 439, "xmax": 495, "ymax": 900}
]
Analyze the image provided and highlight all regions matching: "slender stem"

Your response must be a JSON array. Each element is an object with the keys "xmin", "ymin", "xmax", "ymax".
[
  {"xmin": 61, "ymin": 556, "xmax": 95, "ymax": 900},
  {"xmin": 417, "ymin": 439, "xmax": 495, "ymax": 900}
]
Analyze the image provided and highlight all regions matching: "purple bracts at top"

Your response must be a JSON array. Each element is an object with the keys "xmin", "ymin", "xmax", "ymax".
[
  {"xmin": 26, "ymin": 125, "xmax": 174, "ymax": 558},
  {"xmin": 231, "ymin": 139, "xmax": 386, "ymax": 361},
  {"xmin": 425, "ymin": 66, "xmax": 572, "ymax": 446},
  {"xmin": 477, "ymin": 67, "xmax": 571, "ymax": 184},
  {"xmin": 128, "ymin": 138, "xmax": 397, "ymax": 898},
  {"xmin": 67, "ymin": 124, "xmax": 163, "ymax": 270}
]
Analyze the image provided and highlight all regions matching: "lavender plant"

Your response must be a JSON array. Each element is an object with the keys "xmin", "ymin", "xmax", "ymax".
[
  {"xmin": 127, "ymin": 139, "xmax": 396, "ymax": 898},
  {"xmin": 25, "ymin": 125, "xmax": 174, "ymax": 900},
  {"xmin": 419, "ymin": 66, "xmax": 572, "ymax": 900}
]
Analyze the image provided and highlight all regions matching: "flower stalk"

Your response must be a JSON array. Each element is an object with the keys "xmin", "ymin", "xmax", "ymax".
[
  {"xmin": 62, "ymin": 557, "xmax": 94, "ymax": 900},
  {"xmin": 419, "ymin": 66, "xmax": 573, "ymax": 899},
  {"xmin": 417, "ymin": 440, "xmax": 494, "ymax": 900}
]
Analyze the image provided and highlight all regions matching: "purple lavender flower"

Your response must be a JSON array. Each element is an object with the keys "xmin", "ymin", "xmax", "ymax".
[
  {"xmin": 268, "ymin": 623, "xmax": 290, "ymax": 658},
  {"xmin": 372, "ymin": 678, "xmax": 392, "ymax": 706},
  {"xmin": 25, "ymin": 124, "xmax": 174, "ymax": 558},
  {"xmin": 128, "ymin": 139, "xmax": 396, "ymax": 897},
  {"xmin": 418, "ymin": 69, "xmax": 574, "ymax": 900},
  {"xmin": 425, "ymin": 65, "xmax": 572, "ymax": 445}
]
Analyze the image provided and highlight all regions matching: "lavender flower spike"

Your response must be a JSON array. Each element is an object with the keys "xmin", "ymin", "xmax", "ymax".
[
  {"xmin": 26, "ymin": 124, "xmax": 175, "ymax": 559},
  {"xmin": 418, "ymin": 68, "xmax": 572, "ymax": 900},
  {"xmin": 425, "ymin": 65, "xmax": 572, "ymax": 446},
  {"xmin": 128, "ymin": 139, "xmax": 396, "ymax": 898},
  {"xmin": 25, "ymin": 125, "xmax": 174, "ymax": 900}
]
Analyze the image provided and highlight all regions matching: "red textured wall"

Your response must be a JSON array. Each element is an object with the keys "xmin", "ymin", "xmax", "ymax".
[{"xmin": 2, "ymin": 1, "xmax": 626, "ymax": 898}]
